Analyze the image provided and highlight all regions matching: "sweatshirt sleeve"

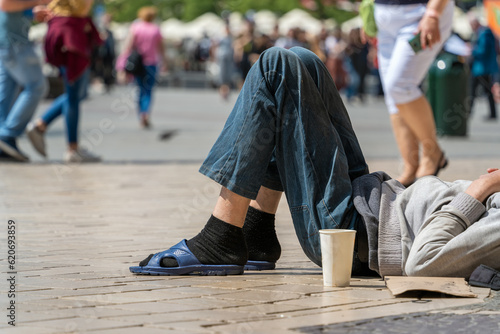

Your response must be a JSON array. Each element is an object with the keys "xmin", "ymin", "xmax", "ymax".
[
  {"xmin": 403, "ymin": 193, "xmax": 485, "ymax": 277},
  {"xmin": 448, "ymin": 193, "xmax": 485, "ymax": 224}
]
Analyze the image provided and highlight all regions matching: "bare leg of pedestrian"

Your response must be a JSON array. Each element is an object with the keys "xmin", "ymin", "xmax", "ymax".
[
  {"xmin": 390, "ymin": 114, "xmax": 419, "ymax": 186},
  {"xmin": 396, "ymin": 96, "xmax": 447, "ymax": 179},
  {"xmin": 374, "ymin": 0, "xmax": 454, "ymax": 186}
]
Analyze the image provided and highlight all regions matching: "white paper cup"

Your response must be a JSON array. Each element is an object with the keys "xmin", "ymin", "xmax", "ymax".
[{"xmin": 319, "ymin": 229, "xmax": 356, "ymax": 287}]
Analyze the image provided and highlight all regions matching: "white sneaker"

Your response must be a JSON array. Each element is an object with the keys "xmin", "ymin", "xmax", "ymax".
[
  {"xmin": 64, "ymin": 148, "xmax": 101, "ymax": 163},
  {"xmin": 26, "ymin": 122, "xmax": 46, "ymax": 157}
]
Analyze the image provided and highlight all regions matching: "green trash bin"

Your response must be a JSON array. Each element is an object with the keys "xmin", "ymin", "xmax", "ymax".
[{"xmin": 426, "ymin": 51, "xmax": 470, "ymax": 137}]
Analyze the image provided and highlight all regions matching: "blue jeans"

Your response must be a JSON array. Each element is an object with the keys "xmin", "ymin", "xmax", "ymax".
[
  {"xmin": 200, "ymin": 47, "xmax": 369, "ymax": 265},
  {"xmin": 344, "ymin": 58, "xmax": 360, "ymax": 101},
  {"xmin": 135, "ymin": 65, "xmax": 157, "ymax": 115},
  {"xmin": 41, "ymin": 67, "xmax": 89, "ymax": 144},
  {"xmin": 0, "ymin": 43, "xmax": 47, "ymax": 138}
]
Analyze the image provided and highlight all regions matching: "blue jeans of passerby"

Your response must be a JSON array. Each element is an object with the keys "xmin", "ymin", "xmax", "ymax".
[
  {"xmin": 199, "ymin": 47, "xmax": 369, "ymax": 266},
  {"xmin": 41, "ymin": 67, "xmax": 89, "ymax": 144},
  {"xmin": 0, "ymin": 43, "xmax": 47, "ymax": 138},
  {"xmin": 135, "ymin": 65, "xmax": 157, "ymax": 115},
  {"xmin": 344, "ymin": 58, "xmax": 360, "ymax": 101}
]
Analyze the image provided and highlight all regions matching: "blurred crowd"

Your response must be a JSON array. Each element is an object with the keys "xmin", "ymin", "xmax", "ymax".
[
  {"xmin": 171, "ymin": 19, "xmax": 383, "ymax": 102},
  {"xmin": 2, "ymin": 0, "xmax": 499, "ymax": 165},
  {"xmin": 43, "ymin": 9, "xmax": 500, "ymax": 109},
  {"xmin": 40, "ymin": 11, "xmax": 384, "ymax": 103}
]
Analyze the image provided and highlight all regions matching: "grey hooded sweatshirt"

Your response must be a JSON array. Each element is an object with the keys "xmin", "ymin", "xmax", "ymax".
[{"xmin": 352, "ymin": 171, "xmax": 499, "ymax": 279}]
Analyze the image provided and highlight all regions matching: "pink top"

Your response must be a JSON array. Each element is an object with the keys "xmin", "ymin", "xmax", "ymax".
[
  {"xmin": 116, "ymin": 20, "xmax": 163, "ymax": 70},
  {"xmin": 130, "ymin": 21, "xmax": 162, "ymax": 66}
]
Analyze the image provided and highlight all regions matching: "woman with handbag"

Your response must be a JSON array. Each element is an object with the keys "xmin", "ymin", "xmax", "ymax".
[
  {"xmin": 116, "ymin": 6, "xmax": 167, "ymax": 128},
  {"xmin": 26, "ymin": 0, "xmax": 103, "ymax": 163}
]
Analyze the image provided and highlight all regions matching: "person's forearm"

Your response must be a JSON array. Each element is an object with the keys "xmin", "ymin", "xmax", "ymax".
[
  {"xmin": 404, "ymin": 208, "xmax": 468, "ymax": 276},
  {"xmin": 404, "ymin": 193, "xmax": 486, "ymax": 277},
  {"xmin": 425, "ymin": 0, "xmax": 449, "ymax": 17},
  {"xmin": 0, "ymin": 0, "xmax": 43, "ymax": 12},
  {"xmin": 465, "ymin": 176, "xmax": 498, "ymax": 203}
]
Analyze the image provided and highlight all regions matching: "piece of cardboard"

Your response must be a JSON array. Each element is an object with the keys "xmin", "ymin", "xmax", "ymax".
[{"xmin": 385, "ymin": 276, "xmax": 478, "ymax": 298}]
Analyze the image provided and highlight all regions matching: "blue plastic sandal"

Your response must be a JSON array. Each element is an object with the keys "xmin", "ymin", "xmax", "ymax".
[
  {"xmin": 244, "ymin": 260, "xmax": 276, "ymax": 271},
  {"xmin": 129, "ymin": 239, "xmax": 244, "ymax": 276}
]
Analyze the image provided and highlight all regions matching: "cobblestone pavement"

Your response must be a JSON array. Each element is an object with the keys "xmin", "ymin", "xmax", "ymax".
[
  {"xmin": 297, "ymin": 310, "xmax": 500, "ymax": 333},
  {"xmin": 0, "ymin": 163, "xmax": 496, "ymax": 334},
  {"xmin": 0, "ymin": 88, "xmax": 499, "ymax": 333}
]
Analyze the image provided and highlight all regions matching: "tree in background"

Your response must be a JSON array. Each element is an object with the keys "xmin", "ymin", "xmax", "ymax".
[
  {"xmin": 183, "ymin": 0, "xmax": 222, "ymax": 21},
  {"xmin": 104, "ymin": 0, "xmax": 177, "ymax": 22},
  {"xmin": 304, "ymin": 0, "xmax": 358, "ymax": 24},
  {"xmin": 103, "ymin": 0, "xmax": 345, "ymax": 23},
  {"xmin": 224, "ymin": 0, "xmax": 301, "ymax": 17},
  {"xmin": 104, "ymin": 0, "xmax": 478, "ymax": 25}
]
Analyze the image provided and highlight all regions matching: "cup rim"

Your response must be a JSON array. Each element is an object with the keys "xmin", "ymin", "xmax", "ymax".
[{"xmin": 319, "ymin": 229, "xmax": 356, "ymax": 235}]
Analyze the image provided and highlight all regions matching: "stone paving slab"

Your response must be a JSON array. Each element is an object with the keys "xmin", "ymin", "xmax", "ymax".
[
  {"xmin": 0, "ymin": 163, "xmax": 497, "ymax": 333},
  {"xmin": 297, "ymin": 312, "xmax": 500, "ymax": 333}
]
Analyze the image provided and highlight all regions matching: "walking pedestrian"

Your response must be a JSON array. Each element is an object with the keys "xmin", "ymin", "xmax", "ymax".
[
  {"xmin": 0, "ymin": 0, "xmax": 50, "ymax": 162},
  {"xmin": 373, "ymin": 0, "xmax": 454, "ymax": 186},
  {"xmin": 468, "ymin": 16, "xmax": 499, "ymax": 121},
  {"xmin": 116, "ymin": 6, "xmax": 167, "ymax": 128},
  {"xmin": 26, "ymin": 0, "xmax": 103, "ymax": 163},
  {"xmin": 215, "ymin": 24, "xmax": 235, "ymax": 100}
]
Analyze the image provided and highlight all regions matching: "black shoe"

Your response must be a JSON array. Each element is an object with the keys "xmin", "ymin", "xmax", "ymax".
[
  {"xmin": 0, "ymin": 137, "xmax": 29, "ymax": 162},
  {"xmin": 433, "ymin": 153, "xmax": 448, "ymax": 177},
  {"xmin": 0, "ymin": 151, "xmax": 25, "ymax": 162}
]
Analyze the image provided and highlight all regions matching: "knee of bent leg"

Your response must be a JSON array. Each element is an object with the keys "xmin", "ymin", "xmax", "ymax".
[
  {"xmin": 289, "ymin": 46, "xmax": 322, "ymax": 65},
  {"xmin": 259, "ymin": 46, "xmax": 299, "ymax": 68}
]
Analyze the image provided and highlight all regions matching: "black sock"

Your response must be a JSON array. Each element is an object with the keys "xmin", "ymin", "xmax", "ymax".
[
  {"xmin": 160, "ymin": 215, "xmax": 248, "ymax": 267},
  {"xmin": 243, "ymin": 206, "xmax": 281, "ymax": 263}
]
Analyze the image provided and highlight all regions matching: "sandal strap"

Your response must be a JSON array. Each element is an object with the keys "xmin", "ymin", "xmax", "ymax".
[{"xmin": 148, "ymin": 239, "xmax": 202, "ymax": 268}]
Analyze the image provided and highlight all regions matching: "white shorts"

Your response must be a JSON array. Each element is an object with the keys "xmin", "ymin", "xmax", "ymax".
[{"xmin": 375, "ymin": 1, "xmax": 454, "ymax": 114}]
